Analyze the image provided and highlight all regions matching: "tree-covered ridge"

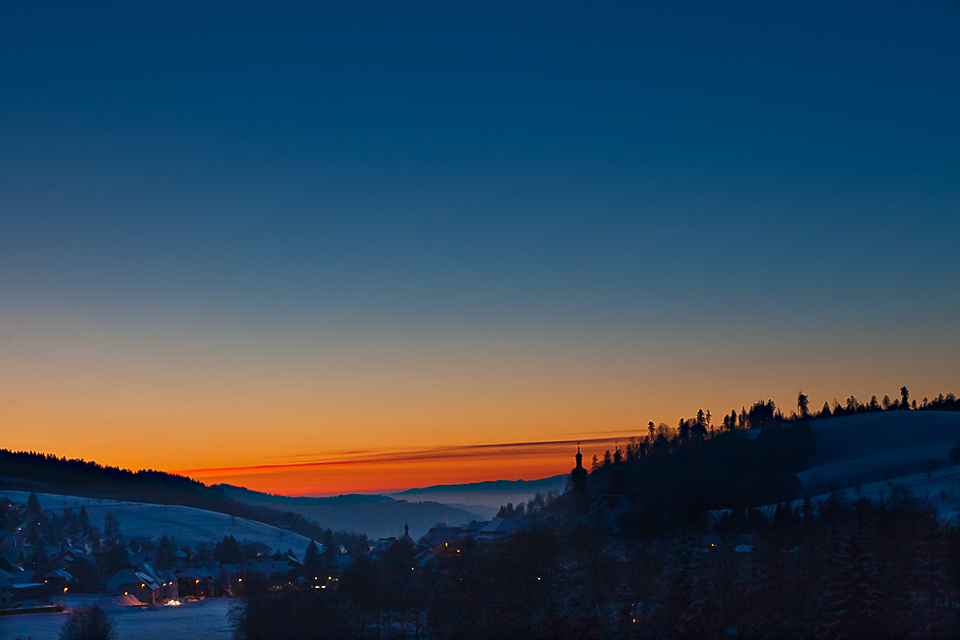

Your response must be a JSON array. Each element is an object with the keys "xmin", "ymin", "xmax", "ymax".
[
  {"xmin": 532, "ymin": 387, "xmax": 957, "ymax": 539},
  {"xmin": 585, "ymin": 388, "xmax": 957, "ymax": 479},
  {"xmin": 0, "ymin": 449, "xmax": 332, "ymax": 542},
  {"xmin": 0, "ymin": 449, "xmax": 208, "ymax": 494}
]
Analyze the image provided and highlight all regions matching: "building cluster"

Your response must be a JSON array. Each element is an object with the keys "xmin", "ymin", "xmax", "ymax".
[
  {"xmin": 0, "ymin": 495, "xmax": 338, "ymax": 611},
  {"xmin": 371, "ymin": 517, "xmax": 530, "ymax": 569},
  {"xmin": 0, "ymin": 493, "xmax": 542, "ymax": 613}
]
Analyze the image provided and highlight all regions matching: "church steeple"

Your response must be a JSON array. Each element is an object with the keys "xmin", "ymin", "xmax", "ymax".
[
  {"xmin": 398, "ymin": 523, "xmax": 415, "ymax": 547},
  {"xmin": 571, "ymin": 443, "xmax": 589, "ymax": 515}
]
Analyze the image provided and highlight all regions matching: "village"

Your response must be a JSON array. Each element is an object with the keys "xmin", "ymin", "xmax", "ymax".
[{"xmin": 0, "ymin": 490, "xmax": 539, "ymax": 614}]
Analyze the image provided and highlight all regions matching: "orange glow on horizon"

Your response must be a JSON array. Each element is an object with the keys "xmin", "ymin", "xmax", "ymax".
[
  {"xmin": 179, "ymin": 437, "xmax": 622, "ymax": 495},
  {"xmin": 3, "ymin": 312, "xmax": 955, "ymax": 497}
]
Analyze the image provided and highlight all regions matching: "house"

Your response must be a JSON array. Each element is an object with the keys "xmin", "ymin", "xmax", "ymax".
[
  {"xmin": 457, "ymin": 520, "xmax": 487, "ymax": 540},
  {"xmin": 42, "ymin": 568, "xmax": 74, "ymax": 591},
  {"xmin": 418, "ymin": 526, "xmax": 465, "ymax": 559},
  {"xmin": 175, "ymin": 567, "xmax": 216, "ymax": 598},
  {"xmin": 9, "ymin": 570, "xmax": 50, "ymax": 602},
  {"xmin": 0, "ymin": 571, "xmax": 12, "ymax": 607},
  {"xmin": 476, "ymin": 517, "xmax": 525, "ymax": 543},
  {"xmin": 247, "ymin": 559, "xmax": 298, "ymax": 586},
  {"xmin": 154, "ymin": 568, "xmax": 179, "ymax": 602},
  {"xmin": 368, "ymin": 537, "xmax": 396, "ymax": 560},
  {"xmin": 107, "ymin": 569, "xmax": 158, "ymax": 604}
]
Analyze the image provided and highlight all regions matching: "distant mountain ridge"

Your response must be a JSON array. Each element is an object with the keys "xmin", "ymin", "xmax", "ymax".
[
  {"xmin": 388, "ymin": 473, "xmax": 570, "ymax": 516},
  {"xmin": 224, "ymin": 488, "xmax": 485, "ymax": 540},
  {"xmin": 215, "ymin": 484, "xmax": 394, "ymax": 505},
  {"xmin": 392, "ymin": 474, "xmax": 568, "ymax": 495}
]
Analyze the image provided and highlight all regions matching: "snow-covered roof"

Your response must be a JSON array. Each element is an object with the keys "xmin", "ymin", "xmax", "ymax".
[
  {"xmin": 107, "ymin": 569, "xmax": 160, "ymax": 592},
  {"xmin": 457, "ymin": 520, "xmax": 487, "ymax": 538},
  {"xmin": 176, "ymin": 567, "xmax": 215, "ymax": 581},
  {"xmin": 476, "ymin": 517, "xmax": 524, "ymax": 540},
  {"xmin": 418, "ymin": 527, "xmax": 461, "ymax": 547},
  {"xmin": 9, "ymin": 569, "xmax": 35, "ymax": 585},
  {"xmin": 107, "ymin": 570, "xmax": 142, "ymax": 592},
  {"xmin": 44, "ymin": 568, "xmax": 73, "ymax": 581}
]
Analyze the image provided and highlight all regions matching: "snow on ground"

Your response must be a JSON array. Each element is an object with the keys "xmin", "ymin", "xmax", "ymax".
[
  {"xmin": 1, "ymin": 491, "xmax": 313, "ymax": 555},
  {"xmin": 805, "ymin": 465, "xmax": 960, "ymax": 521},
  {"xmin": 0, "ymin": 596, "xmax": 234, "ymax": 640},
  {"xmin": 797, "ymin": 411, "xmax": 960, "ymax": 495}
]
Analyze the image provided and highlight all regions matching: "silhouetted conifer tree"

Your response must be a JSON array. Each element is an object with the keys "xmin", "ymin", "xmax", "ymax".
[{"xmin": 798, "ymin": 391, "xmax": 810, "ymax": 418}]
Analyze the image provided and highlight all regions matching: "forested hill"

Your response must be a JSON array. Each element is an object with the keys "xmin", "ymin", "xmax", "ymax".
[
  {"xmin": 0, "ymin": 449, "xmax": 334, "ymax": 541},
  {"xmin": 577, "ymin": 406, "xmax": 960, "ymax": 538}
]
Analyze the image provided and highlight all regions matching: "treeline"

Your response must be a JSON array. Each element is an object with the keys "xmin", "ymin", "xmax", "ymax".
[
  {"xmin": 805, "ymin": 388, "xmax": 959, "ymax": 419},
  {"xmin": 629, "ymin": 491, "xmax": 960, "ymax": 640},
  {"xmin": 590, "ymin": 388, "xmax": 957, "ymax": 473},
  {"xmin": 571, "ymin": 388, "xmax": 956, "ymax": 538},
  {"xmin": 0, "ymin": 449, "xmax": 335, "ymax": 543},
  {"xmin": 592, "ymin": 422, "xmax": 816, "ymax": 537},
  {"xmin": 234, "ymin": 489, "xmax": 960, "ymax": 639}
]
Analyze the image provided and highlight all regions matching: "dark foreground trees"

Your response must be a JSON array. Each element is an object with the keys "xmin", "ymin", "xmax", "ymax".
[
  {"xmin": 233, "ymin": 490, "xmax": 960, "ymax": 640},
  {"xmin": 59, "ymin": 606, "xmax": 114, "ymax": 640}
]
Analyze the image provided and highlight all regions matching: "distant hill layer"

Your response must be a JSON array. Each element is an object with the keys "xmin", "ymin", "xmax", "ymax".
[
  {"xmin": 215, "ymin": 484, "xmax": 393, "ymax": 505},
  {"xmin": 224, "ymin": 486, "xmax": 484, "ymax": 540},
  {"xmin": 393, "ymin": 474, "xmax": 568, "ymax": 495},
  {"xmin": 389, "ymin": 474, "xmax": 570, "ymax": 514}
]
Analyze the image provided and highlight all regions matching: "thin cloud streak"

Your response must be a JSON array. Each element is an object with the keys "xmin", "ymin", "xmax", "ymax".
[{"xmin": 180, "ymin": 436, "xmax": 624, "ymax": 476}]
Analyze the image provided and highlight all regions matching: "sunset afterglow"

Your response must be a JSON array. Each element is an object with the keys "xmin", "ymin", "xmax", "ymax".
[{"xmin": 1, "ymin": 2, "xmax": 957, "ymax": 495}]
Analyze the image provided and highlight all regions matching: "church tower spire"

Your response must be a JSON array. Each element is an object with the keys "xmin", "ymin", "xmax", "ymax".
[{"xmin": 571, "ymin": 443, "xmax": 589, "ymax": 515}]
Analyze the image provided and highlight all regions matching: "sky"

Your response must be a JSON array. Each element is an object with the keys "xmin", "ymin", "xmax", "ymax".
[{"xmin": 1, "ymin": 1, "xmax": 958, "ymax": 495}]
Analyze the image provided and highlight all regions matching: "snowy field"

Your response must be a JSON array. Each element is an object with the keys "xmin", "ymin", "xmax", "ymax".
[
  {"xmin": 736, "ymin": 411, "xmax": 960, "ymax": 519},
  {"xmin": 804, "ymin": 465, "xmax": 960, "ymax": 521},
  {"xmin": 1, "ymin": 491, "xmax": 313, "ymax": 556},
  {"xmin": 0, "ymin": 596, "xmax": 234, "ymax": 640},
  {"xmin": 798, "ymin": 411, "xmax": 960, "ymax": 495}
]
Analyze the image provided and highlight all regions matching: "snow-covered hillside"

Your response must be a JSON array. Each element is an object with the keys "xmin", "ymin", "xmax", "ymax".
[
  {"xmin": 798, "ymin": 411, "xmax": 960, "ymax": 495},
  {"xmin": 752, "ymin": 411, "xmax": 960, "ymax": 520},
  {"xmin": 1, "ymin": 490, "xmax": 314, "ymax": 554}
]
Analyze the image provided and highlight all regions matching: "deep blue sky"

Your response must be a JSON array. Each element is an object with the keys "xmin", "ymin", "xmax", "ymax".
[{"xmin": 1, "ymin": 1, "xmax": 958, "ymax": 486}]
